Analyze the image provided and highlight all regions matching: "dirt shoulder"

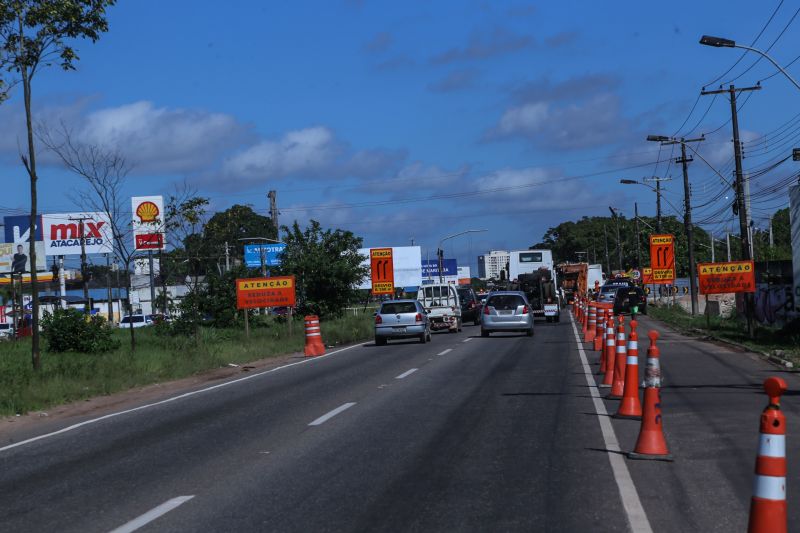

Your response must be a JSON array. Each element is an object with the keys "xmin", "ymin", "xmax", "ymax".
[{"xmin": 0, "ymin": 349, "xmax": 314, "ymax": 446}]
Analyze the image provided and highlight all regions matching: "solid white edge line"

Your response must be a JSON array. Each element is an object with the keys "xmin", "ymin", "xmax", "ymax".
[
  {"xmin": 569, "ymin": 314, "xmax": 653, "ymax": 533},
  {"xmin": 108, "ymin": 495, "xmax": 194, "ymax": 533},
  {"xmin": 437, "ymin": 348, "xmax": 452, "ymax": 356},
  {"xmin": 0, "ymin": 342, "xmax": 366, "ymax": 453},
  {"xmin": 462, "ymin": 337, "xmax": 473, "ymax": 343},
  {"xmin": 308, "ymin": 402, "xmax": 357, "ymax": 426},
  {"xmin": 395, "ymin": 368, "xmax": 418, "ymax": 380}
]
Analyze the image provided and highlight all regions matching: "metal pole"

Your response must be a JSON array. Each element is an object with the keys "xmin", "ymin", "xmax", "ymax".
[
  {"xmin": 679, "ymin": 141, "xmax": 698, "ymax": 316},
  {"xmin": 726, "ymin": 232, "xmax": 731, "ymax": 261},
  {"xmin": 76, "ymin": 219, "xmax": 90, "ymax": 314},
  {"xmin": 148, "ymin": 250, "xmax": 156, "ymax": 316},
  {"xmin": 635, "ymin": 202, "xmax": 641, "ymax": 268},
  {"xmin": 710, "ymin": 231, "xmax": 715, "ymax": 263},
  {"xmin": 59, "ymin": 255, "xmax": 66, "ymax": 308}
]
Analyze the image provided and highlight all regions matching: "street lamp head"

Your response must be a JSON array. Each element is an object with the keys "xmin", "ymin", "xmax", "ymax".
[
  {"xmin": 608, "ymin": 206, "xmax": 617, "ymax": 217},
  {"xmin": 646, "ymin": 135, "xmax": 671, "ymax": 142},
  {"xmin": 620, "ymin": 179, "xmax": 639, "ymax": 185},
  {"xmin": 699, "ymin": 35, "xmax": 735, "ymax": 48}
]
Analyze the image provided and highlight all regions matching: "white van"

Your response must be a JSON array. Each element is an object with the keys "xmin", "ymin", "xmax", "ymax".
[{"xmin": 417, "ymin": 283, "xmax": 462, "ymax": 332}]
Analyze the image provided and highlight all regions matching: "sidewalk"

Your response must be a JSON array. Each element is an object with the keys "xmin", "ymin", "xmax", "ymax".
[{"xmin": 586, "ymin": 313, "xmax": 798, "ymax": 531}]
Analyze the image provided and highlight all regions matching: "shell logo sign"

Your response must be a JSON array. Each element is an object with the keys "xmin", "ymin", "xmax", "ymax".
[{"xmin": 131, "ymin": 196, "xmax": 166, "ymax": 251}]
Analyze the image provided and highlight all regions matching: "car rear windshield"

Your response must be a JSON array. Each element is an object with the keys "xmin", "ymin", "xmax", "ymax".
[
  {"xmin": 121, "ymin": 316, "xmax": 144, "ymax": 324},
  {"xmin": 381, "ymin": 302, "xmax": 417, "ymax": 314},
  {"xmin": 486, "ymin": 295, "xmax": 525, "ymax": 310},
  {"xmin": 457, "ymin": 289, "xmax": 474, "ymax": 302}
]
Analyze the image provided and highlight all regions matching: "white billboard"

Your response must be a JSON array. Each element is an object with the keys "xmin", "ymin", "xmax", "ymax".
[
  {"xmin": 42, "ymin": 212, "xmax": 114, "ymax": 256},
  {"xmin": 132, "ymin": 196, "xmax": 166, "ymax": 251},
  {"xmin": 0, "ymin": 242, "xmax": 47, "ymax": 274},
  {"xmin": 357, "ymin": 246, "xmax": 422, "ymax": 289}
]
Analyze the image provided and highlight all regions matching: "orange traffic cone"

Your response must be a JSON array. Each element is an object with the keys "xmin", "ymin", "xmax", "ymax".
[
  {"xmin": 598, "ymin": 309, "xmax": 608, "ymax": 372},
  {"xmin": 629, "ymin": 330, "xmax": 672, "ymax": 461},
  {"xmin": 594, "ymin": 305, "xmax": 607, "ymax": 352},
  {"xmin": 608, "ymin": 315, "xmax": 627, "ymax": 399},
  {"xmin": 581, "ymin": 299, "xmax": 588, "ymax": 334},
  {"xmin": 584, "ymin": 303, "xmax": 596, "ymax": 343},
  {"xmin": 304, "ymin": 315, "xmax": 325, "ymax": 357},
  {"xmin": 615, "ymin": 319, "xmax": 642, "ymax": 419},
  {"xmin": 747, "ymin": 377, "xmax": 788, "ymax": 533},
  {"xmin": 601, "ymin": 314, "xmax": 616, "ymax": 387}
]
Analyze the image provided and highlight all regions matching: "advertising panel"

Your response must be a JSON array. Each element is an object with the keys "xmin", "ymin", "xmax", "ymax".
[
  {"xmin": 649, "ymin": 234, "xmax": 675, "ymax": 284},
  {"xmin": 42, "ymin": 212, "xmax": 114, "ymax": 255},
  {"xmin": 236, "ymin": 276, "xmax": 296, "ymax": 309},
  {"xmin": 3, "ymin": 215, "xmax": 43, "ymax": 244},
  {"xmin": 0, "ymin": 242, "xmax": 47, "ymax": 274},
  {"xmin": 244, "ymin": 243, "xmax": 286, "ymax": 268},
  {"xmin": 370, "ymin": 248, "xmax": 394, "ymax": 295},
  {"xmin": 421, "ymin": 258, "xmax": 458, "ymax": 278},
  {"xmin": 132, "ymin": 196, "xmax": 166, "ymax": 251},
  {"xmin": 357, "ymin": 246, "xmax": 422, "ymax": 289},
  {"xmin": 698, "ymin": 261, "xmax": 756, "ymax": 294}
]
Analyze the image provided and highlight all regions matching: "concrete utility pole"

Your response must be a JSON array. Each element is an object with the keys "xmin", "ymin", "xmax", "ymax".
[
  {"xmin": 106, "ymin": 254, "xmax": 113, "ymax": 324},
  {"xmin": 69, "ymin": 216, "xmax": 92, "ymax": 314},
  {"xmin": 660, "ymin": 136, "xmax": 704, "ymax": 316},
  {"xmin": 224, "ymin": 241, "xmax": 230, "ymax": 272},
  {"xmin": 726, "ymin": 232, "xmax": 731, "ymax": 261},
  {"xmin": 710, "ymin": 231, "xmax": 715, "ymax": 263},
  {"xmin": 603, "ymin": 224, "xmax": 611, "ymax": 275},
  {"xmin": 634, "ymin": 203, "xmax": 642, "ymax": 268},
  {"xmin": 702, "ymin": 84, "xmax": 760, "ymax": 337},
  {"xmin": 643, "ymin": 177, "xmax": 672, "ymax": 232},
  {"xmin": 268, "ymin": 190, "xmax": 279, "ymax": 230},
  {"xmin": 148, "ymin": 251, "xmax": 156, "ymax": 316},
  {"xmin": 608, "ymin": 207, "xmax": 623, "ymax": 271}
]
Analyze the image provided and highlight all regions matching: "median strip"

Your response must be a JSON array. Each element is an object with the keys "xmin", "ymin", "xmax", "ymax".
[
  {"xmin": 308, "ymin": 402, "xmax": 356, "ymax": 426},
  {"xmin": 109, "ymin": 495, "xmax": 194, "ymax": 533}
]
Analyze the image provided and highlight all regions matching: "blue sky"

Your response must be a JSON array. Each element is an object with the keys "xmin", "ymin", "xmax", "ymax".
[{"xmin": 2, "ymin": 0, "xmax": 799, "ymax": 273}]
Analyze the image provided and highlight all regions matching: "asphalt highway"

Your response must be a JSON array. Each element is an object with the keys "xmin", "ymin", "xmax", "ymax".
[{"xmin": 1, "ymin": 310, "xmax": 797, "ymax": 532}]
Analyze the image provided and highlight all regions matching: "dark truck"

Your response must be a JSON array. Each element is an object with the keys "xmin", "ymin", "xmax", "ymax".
[{"xmin": 512, "ymin": 268, "xmax": 560, "ymax": 322}]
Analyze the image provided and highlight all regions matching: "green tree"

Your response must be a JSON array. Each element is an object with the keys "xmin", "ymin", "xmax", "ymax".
[
  {"xmin": 0, "ymin": 0, "xmax": 116, "ymax": 369},
  {"xmin": 201, "ymin": 204, "xmax": 277, "ymax": 272},
  {"xmin": 276, "ymin": 220, "xmax": 368, "ymax": 318}
]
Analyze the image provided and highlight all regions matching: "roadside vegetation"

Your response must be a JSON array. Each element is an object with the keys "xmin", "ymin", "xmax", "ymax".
[
  {"xmin": 0, "ymin": 312, "xmax": 374, "ymax": 417},
  {"xmin": 647, "ymin": 304, "xmax": 800, "ymax": 366}
]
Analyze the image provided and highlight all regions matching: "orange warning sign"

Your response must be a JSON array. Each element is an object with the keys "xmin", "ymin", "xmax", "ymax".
[
  {"xmin": 649, "ymin": 234, "xmax": 675, "ymax": 284},
  {"xmin": 236, "ymin": 276, "xmax": 296, "ymax": 309},
  {"xmin": 370, "ymin": 248, "xmax": 394, "ymax": 295},
  {"xmin": 697, "ymin": 261, "xmax": 755, "ymax": 294}
]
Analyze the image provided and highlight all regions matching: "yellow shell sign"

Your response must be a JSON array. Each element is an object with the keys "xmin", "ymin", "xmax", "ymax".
[{"xmin": 135, "ymin": 201, "xmax": 160, "ymax": 223}]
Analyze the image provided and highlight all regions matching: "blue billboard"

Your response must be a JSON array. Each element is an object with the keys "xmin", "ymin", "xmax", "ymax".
[
  {"xmin": 4, "ymin": 215, "xmax": 43, "ymax": 243},
  {"xmin": 244, "ymin": 243, "xmax": 286, "ymax": 268},
  {"xmin": 421, "ymin": 258, "xmax": 457, "ymax": 278}
]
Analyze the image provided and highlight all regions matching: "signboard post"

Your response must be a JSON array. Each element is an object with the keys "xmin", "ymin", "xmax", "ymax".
[
  {"xmin": 236, "ymin": 276, "xmax": 297, "ymax": 339},
  {"xmin": 370, "ymin": 248, "xmax": 394, "ymax": 295}
]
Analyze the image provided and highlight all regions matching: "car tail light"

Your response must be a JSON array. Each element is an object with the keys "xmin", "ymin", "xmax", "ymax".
[
  {"xmin": 375, "ymin": 314, "xmax": 382, "ymax": 324},
  {"xmin": 415, "ymin": 313, "xmax": 423, "ymax": 322},
  {"xmin": 469, "ymin": 302, "xmax": 476, "ymax": 309},
  {"xmin": 483, "ymin": 305, "xmax": 490, "ymax": 315},
  {"xmin": 521, "ymin": 305, "xmax": 529, "ymax": 314}
]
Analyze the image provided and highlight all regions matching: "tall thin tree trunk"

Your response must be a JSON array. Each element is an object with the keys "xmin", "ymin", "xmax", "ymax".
[{"xmin": 19, "ymin": 17, "xmax": 40, "ymax": 370}]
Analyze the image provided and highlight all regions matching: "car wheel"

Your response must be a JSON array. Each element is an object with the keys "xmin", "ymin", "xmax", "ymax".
[
  {"xmin": 554, "ymin": 315, "xmax": 560, "ymax": 322},
  {"xmin": 419, "ymin": 332, "xmax": 427, "ymax": 344},
  {"xmin": 375, "ymin": 337, "xmax": 387, "ymax": 346},
  {"xmin": 426, "ymin": 331, "xmax": 432, "ymax": 342},
  {"xmin": 457, "ymin": 319, "xmax": 462, "ymax": 332},
  {"xmin": 526, "ymin": 328, "xmax": 534, "ymax": 337},
  {"xmin": 481, "ymin": 329, "xmax": 489, "ymax": 337},
  {"xmin": 473, "ymin": 318, "xmax": 480, "ymax": 326}
]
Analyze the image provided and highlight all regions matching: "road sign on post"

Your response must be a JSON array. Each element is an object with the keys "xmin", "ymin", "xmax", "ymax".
[
  {"xmin": 236, "ymin": 276, "xmax": 296, "ymax": 309},
  {"xmin": 698, "ymin": 261, "xmax": 755, "ymax": 294},
  {"xmin": 649, "ymin": 234, "xmax": 675, "ymax": 284},
  {"xmin": 370, "ymin": 248, "xmax": 394, "ymax": 295}
]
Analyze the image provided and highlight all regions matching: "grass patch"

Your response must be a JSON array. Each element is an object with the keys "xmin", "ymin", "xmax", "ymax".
[
  {"xmin": 647, "ymin": 304, "xmax": 800, "ymax": 366},
  {"xmin": 0, "ymin": 312, "xmax": 375, "ymax": 417}
]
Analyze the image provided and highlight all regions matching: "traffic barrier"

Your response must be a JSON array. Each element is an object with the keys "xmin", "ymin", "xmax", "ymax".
[
  {"xmin": 304, "ymin": 315, "xmax": 325, "ymax": 357},
  {"xmin": 594, "ymin": 306, "xmax": 606, "ymax": 352},
  {"xmin": 609, "ymin": 315, "xmax": 628, "ymax": 399},
  {"xmin": 629, "ymin": 330, "xmax": 673, "ymax": 461},
  {"xmin": 615, "ymin": 318, "xmax": 642, "ymax": 419},
  {"xmin": 584, "ymin": 302, "xmax": 597, "ymax": 343},
  {"xmin": 747, "ymin": 377, "xmax": 788, "ymax": 533},
  {"xmin": 601, "ymin": 314, "xmax": 616, "ymax": 387}
]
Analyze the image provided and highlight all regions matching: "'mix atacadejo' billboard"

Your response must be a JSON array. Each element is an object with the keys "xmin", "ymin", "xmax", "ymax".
[{"xmin": 42, "ymin": 213, "xmax": 114, "ymax": 255}]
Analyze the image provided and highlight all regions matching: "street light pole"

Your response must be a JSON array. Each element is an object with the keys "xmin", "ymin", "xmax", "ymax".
[
  {"xmin": 437, "ymin": 229, "xmax": 488, "ymax": 283},
  {"xmin": 699, "ymin": 35, "xmax": 800, "ymax": 91},
  {"xmin": 634, "ymin": 202, "xmax": 641, "ymax": 268}
]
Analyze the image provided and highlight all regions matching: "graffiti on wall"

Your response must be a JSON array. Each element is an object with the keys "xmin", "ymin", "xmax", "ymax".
[{"xmin": 753, "ymin": 283, "xmax": 797, "ymax": 327}]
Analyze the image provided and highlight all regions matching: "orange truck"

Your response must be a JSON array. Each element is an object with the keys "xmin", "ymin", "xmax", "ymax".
[{"xmin": 557, "ymin": 263, "xmax": 588, "ymax": 303}]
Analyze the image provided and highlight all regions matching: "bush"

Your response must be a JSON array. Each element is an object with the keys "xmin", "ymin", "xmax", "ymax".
[{"xmin": 41, "ymin": 308, "xmax": 121, "ymax": 354}]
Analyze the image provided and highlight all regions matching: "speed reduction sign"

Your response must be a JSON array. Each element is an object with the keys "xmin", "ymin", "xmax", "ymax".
[{"xmin": 649, "ymin": 234, "xmax": 675, "ymax": 284}]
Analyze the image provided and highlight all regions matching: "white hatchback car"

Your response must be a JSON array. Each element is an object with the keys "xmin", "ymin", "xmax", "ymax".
[{"xmin": 118, "ymin": 314, "xmax": 154, "ymax": 328}]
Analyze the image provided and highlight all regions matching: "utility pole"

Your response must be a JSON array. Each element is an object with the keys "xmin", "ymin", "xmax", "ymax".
[
  {"xmin": 634, "ymin": 203, "xmax": 641, "ymax": 268},
  {"xmin": 608, "ymin": 207, "xmax": 623, "ymax": 271},
  {"xmin": 661, "ymin": 136, "xmax": 704, "ymax": 316},
  {"xmin": 224, "ymin": 241, "xmax": 231, "ymax": 272},
  {"xmin": 702, "ymin": 83, "xmax": 760, "ymax": 336},
  {"xmin": 643, "ymin": 177, "xmax": 672, "ymax": 232},
  {"xmin": 268, "ymin": 190, "xmax": 279, "ymax": 231},
  {"xmin": 710, "ymin": 230, "xmax": 715, "ymax": 263},
  {"xmin": 147, "ymin": 251, "xmax": 156, "ymax": 316},
  {"xmin": 69, "ymin": 216, "xmax": 91, "ymax": 314},
  {"xmin": 726, "ymin": 232, "xmax": 731, "ymax": 261},
  {"xmin": 603, "ymin": 224, "xmax": 611, "ymax": 275},
  {"xmin": 106, "ymin": 254, "xmax": 113, "ymax": 324}
]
